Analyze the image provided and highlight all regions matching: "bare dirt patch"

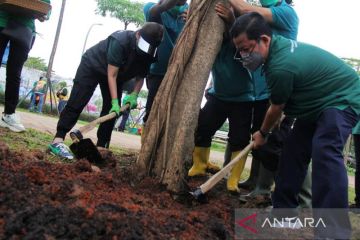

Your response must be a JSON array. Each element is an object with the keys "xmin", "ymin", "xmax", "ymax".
[{"xmin": 0, "ymin": 136, "xmax": 268, "ymax": 239}]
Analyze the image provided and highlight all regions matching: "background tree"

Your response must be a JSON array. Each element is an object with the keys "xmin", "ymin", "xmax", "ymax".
[
  {"xmin": 343, "ymin": 58, "xmax": 360, "ymax": 74},
  {"xmin": 46, "ymin": 0, "xmax": 66, "ymax": 80},
  {"xmin": 54, "ymin": 81, "xmax": 67, "ymax": 91},
  {"xmin": 44, "ymin": 0, "xmax": 67, "ymax": 112},
  {"xmin": 95, "ymin": 0, "xmax": 145, "ymax": 30},
  {"xmin": 24, "ymin": 57, "xmax": 48, "ymax": 71}
]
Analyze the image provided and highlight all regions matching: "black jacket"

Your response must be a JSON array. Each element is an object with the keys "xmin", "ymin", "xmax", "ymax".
[{"xmin": 82, "ymin": 31, "xmax": 156, "ymax": 83}]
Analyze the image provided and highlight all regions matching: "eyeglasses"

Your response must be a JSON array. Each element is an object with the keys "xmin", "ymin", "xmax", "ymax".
[{"xmin": 233, "ymin": 41, "xmax": 258, "ymax": 62}]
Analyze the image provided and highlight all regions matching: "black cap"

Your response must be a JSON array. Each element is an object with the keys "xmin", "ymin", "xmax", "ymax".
[{"xmin": 139, "ymin": 22, "xmax": 164, "ymax": 47}]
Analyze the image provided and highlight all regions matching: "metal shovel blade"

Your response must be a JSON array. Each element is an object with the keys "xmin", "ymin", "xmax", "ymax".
[
  {"xmin": 189, "ymin": 187, "xmax": 208, "ymax": 203},
  {"xmin": 69, "ymin": 138, "xmax": 105, "ymax": 166}
]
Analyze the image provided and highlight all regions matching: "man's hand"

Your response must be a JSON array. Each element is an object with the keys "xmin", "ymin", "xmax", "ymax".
[
  {"xmin": 252, "ymin": 130, "xmax": 267, "ymax": 149},
  {"xmin": 109, "ymin": 99, "xmax": 120, "ymax": 115},
  {"xmin": 37, "ymin": 15, "xmax": 47, "ymax": 22},
  {"xmin": 215, "ymin": 3, "xmax": 235, "ymax": 25},
  {"xmin": 122, "ymin": 92, "xmax": 138, "ymax": 109},
  {"xmin": 180, "ymin": 9, "xmax": 188, "ymax": 21}
]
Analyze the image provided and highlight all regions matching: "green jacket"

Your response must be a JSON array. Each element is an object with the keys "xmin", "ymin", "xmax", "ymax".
[{"xmin": 0, "ymin": 0, "xmax": 51, "ymax": 32}]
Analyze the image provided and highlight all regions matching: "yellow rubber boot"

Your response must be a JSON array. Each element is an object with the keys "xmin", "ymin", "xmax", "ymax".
[
  {"xmin": 188, "ymin": 147, "xmax": 210, "ymax": 177},
  {"xmin": 227, "ymin": 150, "xmax": 248, "ymax": 193},
  {"xmin": 207, "ymin": 161, "xmax": 221, "ymax": 172}
]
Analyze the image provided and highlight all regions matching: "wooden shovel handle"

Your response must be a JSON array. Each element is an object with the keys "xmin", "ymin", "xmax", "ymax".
[
  {"xmin": 77, "ymin": 104, "xmax": 130, "ymax": 136},
  {"xmin": 199, "ymin": 142, "xmax": 254, "ymax": 194}
]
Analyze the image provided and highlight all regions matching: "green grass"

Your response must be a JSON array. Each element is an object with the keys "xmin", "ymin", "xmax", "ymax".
[
  {"xmin": 349, "ymin": 186, "xmax": 356, "ymax": 204},
  {"xmin": 109, "ymin": 145, "xmax": 129, "ymax": 155},
  {"xmin": 0, "ymin": 127, "xmax": 129, "ymax": 161},
  {"xmin": 211, "ymin": 142, "xmax": 226, "ymax": 152},
  {"xmin": 0, "ymin": 128, "xmax": 54, "ymax": 151},
  {"xmin": 347, "ymin": 164, "xmax": 356, "ymax": 177}
]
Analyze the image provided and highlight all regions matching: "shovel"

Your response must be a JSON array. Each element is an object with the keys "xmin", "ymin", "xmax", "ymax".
[
  {"xmin": 69, "ymin": 104, "xmax": 130, "ymax": 166},
  {"xmin": 190, "ymin": 142, "xmax": 254, "ymax": 202}
]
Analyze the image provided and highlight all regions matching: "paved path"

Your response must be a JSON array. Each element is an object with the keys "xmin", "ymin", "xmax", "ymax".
[
  {"xmin": 16, "ymin": 108, "xmax": 253, "ymax": 166},
  {"xmin": 1, "ymin": 106, "xmax": 355, "ymax": 188}
]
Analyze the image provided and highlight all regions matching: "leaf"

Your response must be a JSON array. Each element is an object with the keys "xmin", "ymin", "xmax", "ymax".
[{"xmin": 95, "ymin": 0, "xmax": 145, "ymax": 30}]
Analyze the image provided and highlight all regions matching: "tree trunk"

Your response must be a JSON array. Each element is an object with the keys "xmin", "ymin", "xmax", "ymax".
[
  {"xmin": 124, "ymin": 21, "xmax": 129, "ymax": 30},
  {"xmin": 44, "ymin": 0, "xmax": 66, "ymax": 112},
  {"xmin": 136, "ymin": 0, "xmax": 225, "ymax": 193}
]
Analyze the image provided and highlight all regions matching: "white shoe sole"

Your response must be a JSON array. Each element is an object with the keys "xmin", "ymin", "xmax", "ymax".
[
  {"xmin": 0, "ymin": 119, "xmax": 26, "ymax": 132},
  {"xmin": 49, "ymin": 151, "xmax": 74, "ymax": 160},
  {"xmin": 48, "ymin": 147, "xmax": 74, "ymax": 160}
]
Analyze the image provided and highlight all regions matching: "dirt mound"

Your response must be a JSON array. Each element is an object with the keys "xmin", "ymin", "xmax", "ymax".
[{"xmin": 0, "ymin": 140, "xmax": 269, "ymax": 239}]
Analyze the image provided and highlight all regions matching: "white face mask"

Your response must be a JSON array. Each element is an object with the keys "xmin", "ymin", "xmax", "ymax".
[{"xmin": 137, "ymin": 36, "xmax": 157, "ymax": 57}]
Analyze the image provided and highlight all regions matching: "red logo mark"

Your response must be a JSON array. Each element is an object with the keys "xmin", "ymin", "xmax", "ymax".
[{"xmin": 236, "ymin": 213, "xmax": 258, "ymax": 234}]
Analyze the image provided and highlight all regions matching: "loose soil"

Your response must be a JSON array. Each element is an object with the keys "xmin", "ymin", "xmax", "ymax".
[
  {"xmin": 0, "ymin": 135, "xmax": 271, "ymax": 240},
  {"xmin": 1, "ymin": 124, "xmax": 359, "ymax": 239}
]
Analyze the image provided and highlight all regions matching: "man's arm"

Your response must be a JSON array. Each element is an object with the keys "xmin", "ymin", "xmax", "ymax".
[
  {"xmin": 252, "ymin": 103, "xmax": 284, "ymax": 148},
  {"xmin": 260, "ymin": 103, "xmax": 284, "ymax": 133},
  {"xmin": 148, "ymin": 0, "xmax": 180, "ymax": 21},
  {"xmin": 107, "ymin": 64, "xmax": 119, "ymax": 100},
  {"xmin": 229, "ymin": 0, "xmax": 273, "ymax": 22},
  {"xmin": 108, "ymin": 64, "xmax": 123, "ymax": 114}
]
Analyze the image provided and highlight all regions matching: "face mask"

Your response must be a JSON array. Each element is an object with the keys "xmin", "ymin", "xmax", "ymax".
[
  {"xmin": 260, "ymin": 0, "xmax": 278, "ymax": 7},
  {"xmin": 136, "ymin": 36, "xmax": 158, "ymax": 59},
  {"xmin": 135, "ymin": 46, "xmax": 157, "ymax": 63},
  {"xmin": 169, "ymin": 5, "xmax": 185, "ymax": 16},
  {"xmin": 241, "ymin": 52, "xmax": 264, "ymax": 72}
]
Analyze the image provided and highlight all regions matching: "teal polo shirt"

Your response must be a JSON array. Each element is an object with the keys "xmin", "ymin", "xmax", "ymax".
[
  {"xmin": 209, "ymin": 1, "xmax": 298, "ymax": 103},
  {"xmin": 144, "ymin": 2, "xmax": 187, "ymax": 76},
  {"xmin": 270, "ymin": 0, "xmax": 299, "ymax": 40},
  {"xmin": 210, "ymin": 40, "xmax": 268, "ymax": 102},
  {"xmin": 264, "ymin": 35, "xmax": 360, "ymax": 122},
  {"xmin": 353, "ymin": 122, "xmax": 360, "ymax": 135}
]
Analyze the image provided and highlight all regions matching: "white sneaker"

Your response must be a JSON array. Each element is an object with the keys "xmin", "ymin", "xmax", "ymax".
[{"xmin": 0, "ymin": 113, "xmax": 26, "ymax": 132}]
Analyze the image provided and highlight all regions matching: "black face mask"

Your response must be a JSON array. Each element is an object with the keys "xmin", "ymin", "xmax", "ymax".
[
  {"xmin": 241, "ymin": 52, "xmax": 265, "ymax": 72},
  {"xmin": 135, "ymin": 46, "xmax": 157, "ymax": 63},
  {"xmin": 135, "ymin": 36, "xmax": 159, "ymax": 62}
]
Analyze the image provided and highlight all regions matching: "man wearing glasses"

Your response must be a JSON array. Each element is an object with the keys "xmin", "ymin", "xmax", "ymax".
[
  {"xmin": 231, "ymin": 12, "xmax": 360, "ymax": 238},
  {"xmin": 188, "ymin": 0, "xmax": 298, "ymax": 196}
]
